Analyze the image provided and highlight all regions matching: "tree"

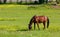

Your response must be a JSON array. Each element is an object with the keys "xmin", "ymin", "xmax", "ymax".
[
  {"xmin": 17, "ymin": 0, "xmax": 18, "ymax": 3},
  {"xmin": 56, "ymin": 0, "xmax": 59, "ymax": 4},
  {"xmin": 10, "ymin": 0, "xmax": 12, "ymax": 3},
  {"xmin": 34, "ymin": 0, "xmax": 39, "ymax": 4},
  {"xmin": 25, "ymin": 0, "xmax": 27, "ymax": 3},
  {"xmin": 4, "ymin": 0, "xmax": 7, "ymax": 3},
  {"xmin": 29, "ymin": 0, "xmax": 32, "ymax": 3},
  {"xmin": 46, "ymin": 0, "xmax": 48, "ymax": 4},
  {"xmin": 39, "ymin": 0, "xmax": 44, "ymax": 4},
  {"xmin": 0, "ymin": 0, "xmax": 2, "ymax": 4}
]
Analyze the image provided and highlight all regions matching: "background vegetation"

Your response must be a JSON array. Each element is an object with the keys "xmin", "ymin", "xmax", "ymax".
[{"xmin": 0, "ymin": 0, "xmax": 60, "ymax": 4}]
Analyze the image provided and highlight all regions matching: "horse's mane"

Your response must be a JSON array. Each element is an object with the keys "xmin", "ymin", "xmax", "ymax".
[{"xmin": 29, "ymin": 15, "xmax": 36, "ymax": 24}]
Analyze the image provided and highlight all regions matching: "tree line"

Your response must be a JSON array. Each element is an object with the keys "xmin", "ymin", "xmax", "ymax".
[{"xmin": 0, "ymin": 0, "xmax": 60, "ymax": 4}]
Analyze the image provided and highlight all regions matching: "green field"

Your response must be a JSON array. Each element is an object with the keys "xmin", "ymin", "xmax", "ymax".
[{"xmin": 0, "ymin": 4, "xmax": 60, "ymax": 37}]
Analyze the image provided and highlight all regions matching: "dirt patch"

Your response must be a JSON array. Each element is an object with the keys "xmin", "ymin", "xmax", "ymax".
[{"xmin": 52, "ymin": 5, "xmax": 60, "ymax": 9}]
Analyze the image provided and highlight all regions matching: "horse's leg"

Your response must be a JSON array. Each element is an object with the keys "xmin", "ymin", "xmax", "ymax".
[
  {"xmin": 43, "ymin": 22, "xmax": 45, "ymax": 29},
  {"xmin": 37, "ymin": 23, "xmax": 40, "ymax": 30},
  {"xmin": 34, "ymin": 22, "xmax": 36, "ymax": 30}
]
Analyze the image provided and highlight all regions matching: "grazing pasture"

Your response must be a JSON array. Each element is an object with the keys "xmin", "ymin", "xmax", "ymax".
[{"xmin": 0, "ymin": 4, "xmax": 60, "ymax": 37}]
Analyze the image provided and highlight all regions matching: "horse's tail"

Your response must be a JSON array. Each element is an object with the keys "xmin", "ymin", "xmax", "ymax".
[{"xmin": 47, "ymin": 17, "xmax": 49, "ymax": 28}]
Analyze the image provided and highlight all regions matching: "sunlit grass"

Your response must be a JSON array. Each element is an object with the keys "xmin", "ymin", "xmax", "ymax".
[{"xmin": 0, "ymin": 4, "xmax": 60, "ymax": 37}]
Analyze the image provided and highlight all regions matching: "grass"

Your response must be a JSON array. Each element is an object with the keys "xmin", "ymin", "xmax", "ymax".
[{"xmin": 0, "ymin": 4, "xmax": 60, "ymax": 37}]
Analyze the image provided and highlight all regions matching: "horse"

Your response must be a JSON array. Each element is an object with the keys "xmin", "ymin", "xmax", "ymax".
[{"xmin": 28, "ymin": 15, "xmax": 49, "ymax": 30}]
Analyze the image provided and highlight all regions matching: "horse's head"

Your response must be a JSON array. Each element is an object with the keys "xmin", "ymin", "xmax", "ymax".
[{"xmin": 28, "ymin": 24, "xmax": 32, "ymax": 30}]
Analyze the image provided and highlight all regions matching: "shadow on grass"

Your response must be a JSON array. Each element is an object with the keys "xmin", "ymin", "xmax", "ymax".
[
  {"xmin": 16, "ymin": 29, "xmax": 29, "ymax": 31},
  {"xmin": 16, "ymin": 29, "xmax": 41, "ymax": 31}
]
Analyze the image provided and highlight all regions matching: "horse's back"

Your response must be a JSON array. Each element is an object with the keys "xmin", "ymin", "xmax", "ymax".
[{"xmin": 34, "ymin": 16, "xmax": 48, "ymax": 23}]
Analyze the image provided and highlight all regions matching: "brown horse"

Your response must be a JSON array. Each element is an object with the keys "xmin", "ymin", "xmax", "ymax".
[{"xmin": 28, "ymin": 15, "xmax": 49, "ymax": 30}]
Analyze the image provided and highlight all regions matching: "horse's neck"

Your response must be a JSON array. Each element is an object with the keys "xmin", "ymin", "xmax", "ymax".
[
  {"xmin": 29, "ymin": 15, "xmax": 36, "ymax": 25},
  {"xmin": 30, "ymin": 20, "xmax": 33, "ymax": 25},
  {"xmin": 29, "ymin": 18, "xmax": 33, "ymax": 25}
]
